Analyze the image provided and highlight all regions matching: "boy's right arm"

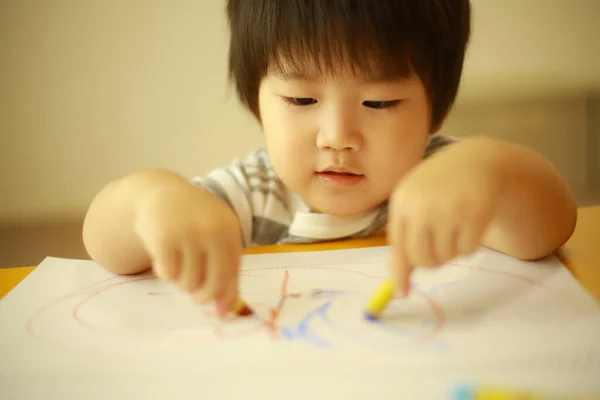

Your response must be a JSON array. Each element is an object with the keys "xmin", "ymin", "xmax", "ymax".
[
  {"xmin": 83, "ymin": 169, "xmax": 244, "ymax": 311},
  {"xmin": 83, "ymin": 169, "xmax": 188, "ymax": 275}
]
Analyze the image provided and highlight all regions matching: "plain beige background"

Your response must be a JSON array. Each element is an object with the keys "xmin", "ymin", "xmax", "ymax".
[{"xmin": 1, "ymin": 0, "xmax": 599, "ymax": 266}]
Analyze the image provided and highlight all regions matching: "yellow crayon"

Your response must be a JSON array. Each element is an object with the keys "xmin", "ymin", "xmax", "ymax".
[
  {"xmin": 232, "ymin": 298, "xmax": 254, "ymax": 317},
  {"xmin": 363, "ymin": 278, "xmax": 396, "ymax": 320}
]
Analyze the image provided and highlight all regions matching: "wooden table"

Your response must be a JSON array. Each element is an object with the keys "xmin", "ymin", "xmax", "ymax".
[{"xmin": 1, "ymin": 206, "xmax": 599, "ymax": 300}]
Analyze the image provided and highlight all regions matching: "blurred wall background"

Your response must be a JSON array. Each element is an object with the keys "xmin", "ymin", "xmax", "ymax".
[{"xmin": 1, "ymin": 0, "xmax": 599, "ymax": 267}]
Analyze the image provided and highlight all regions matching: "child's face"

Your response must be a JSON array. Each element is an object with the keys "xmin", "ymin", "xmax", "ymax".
[{"xmin": 258, "ymin": 62, "xmax": 431, "ymax": 216}]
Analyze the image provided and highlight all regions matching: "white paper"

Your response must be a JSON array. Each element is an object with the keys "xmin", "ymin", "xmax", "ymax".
[{"xmin": 1, "ymin": 246, "xmax": 599, "ymax": 399}]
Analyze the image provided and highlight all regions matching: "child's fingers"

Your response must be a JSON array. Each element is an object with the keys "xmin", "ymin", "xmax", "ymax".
[
  {"xmin": 191, "ymin": 255, "xmax": 215, "ymax": 304},
  {"xmin": 407, "ymin": 224, "xmax": 438, "ymax": 267},
  {"xmin": 429, "ymin": 220, "xmax": 459, "ymax": 266},
  {"xmin": 149, "ymin": 239, "xmax": 182, "ymax": 282},
  {"xmin": 388, "ymin": 217, "xmax": 412, "ymax": 296},
  {"xmin": 394, "ymin": 248, "xmax": 412, "ymax": 297},
  {"xmin": 221, "ymin": 246, "xmax": 241, "ymax": 302},
  {"xmin": 192, "ymin": 239, "xmax": 238, "ymax": 304},
  {"xmin": 457, "ymin": 213, "xmax": 489, "ymax": 256},
  {"xmin": 215, "ymin": 234, "xmax": 243, "ymax": 315},
  {"xmin": 215, "ymin": 271, "xmax": 240, "ymax": 316},
  {"xmin": 135, "ymin": 220, "xmax": 182, "ymax": 281},
  {"xmin": 215, "ymin": 238, "xmax": 242, "ymax": 309},
  {"xmin": 178, "ymin": 246, "xmax": 206, "ymax": 293}
]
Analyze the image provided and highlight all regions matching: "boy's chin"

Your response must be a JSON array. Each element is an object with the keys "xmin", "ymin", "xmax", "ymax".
[{"xmin": 306, "ymin": 199, "xmax": 379, "ymax": 217}]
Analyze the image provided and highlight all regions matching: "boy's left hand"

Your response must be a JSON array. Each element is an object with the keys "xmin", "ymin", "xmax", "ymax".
[{"xmin": 387, "ymin": 149, "xmax": 502, "ymax": 296}]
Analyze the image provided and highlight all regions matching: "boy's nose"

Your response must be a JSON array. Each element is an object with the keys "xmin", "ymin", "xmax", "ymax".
[{"xmin": 316, "ymin": 113, "xmax": 362, "ymax": 152}]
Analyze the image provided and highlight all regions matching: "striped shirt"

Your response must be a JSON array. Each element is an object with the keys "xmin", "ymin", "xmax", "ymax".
[{"xmin": 191, "ymin": 135, "xmax": 455, "ymax": 247}]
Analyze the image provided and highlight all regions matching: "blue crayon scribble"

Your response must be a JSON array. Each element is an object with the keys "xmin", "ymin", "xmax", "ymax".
[
  {"xmin": 322, "ymin": 307, "xmax": 420, "ymax": 344},
  {"xmin": 280, "ymin": 302, "xmax": 332, "ymax": 348},
  {"xmin": 279, "ymin": 326, "xmax": 295, "ymax": 340},
  {"xmin": 280, "ymin": 299, "xmax": 449, "ymax": 352}
]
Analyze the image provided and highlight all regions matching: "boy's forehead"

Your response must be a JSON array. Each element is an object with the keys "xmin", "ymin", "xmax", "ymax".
[{"xmin": 267, "ymin": 56, "xmax": 414, "ymax": 84}]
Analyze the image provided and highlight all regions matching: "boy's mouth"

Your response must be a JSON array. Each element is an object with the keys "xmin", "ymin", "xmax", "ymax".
[
  {"xmin": 318, "ymin": 166, "xmax": 362, "ymax": 175},
  {"xmin": 316, "ymin": 167, "xmax": 365, "ymax": 186},
  {"xmin": 319, "ymin": 171, "xmax": 360, "ymax": 176}
]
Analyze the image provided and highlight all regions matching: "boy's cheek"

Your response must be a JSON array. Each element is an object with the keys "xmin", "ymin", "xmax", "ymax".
[
  {"xmin": 264, "ymin": 121, "xmax": 315, "ymax": 155},
  {"xmin": 265, "ymin": 135, "xmax": 314, "ymax": 174}
]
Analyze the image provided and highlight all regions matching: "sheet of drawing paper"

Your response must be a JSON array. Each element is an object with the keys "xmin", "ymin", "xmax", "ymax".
[{"xmin": 1, "ymin": 246, "xmax": 599, "ymax": 399}]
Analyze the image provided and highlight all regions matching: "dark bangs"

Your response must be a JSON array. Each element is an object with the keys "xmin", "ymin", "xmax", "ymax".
[{"xmin": 226, "ymin": 0, "xmax": 471, "ymax": 130}]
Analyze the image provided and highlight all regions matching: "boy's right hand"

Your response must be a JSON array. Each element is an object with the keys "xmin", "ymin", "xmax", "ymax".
[{"xmin": 133, "ymin": 183, "xmax": 243, "ymax": 314}]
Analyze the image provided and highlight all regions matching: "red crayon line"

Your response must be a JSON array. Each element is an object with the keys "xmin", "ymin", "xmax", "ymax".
[{"xmin": 264, "ymin": 271, "xmax": 290, "ymax": 338}]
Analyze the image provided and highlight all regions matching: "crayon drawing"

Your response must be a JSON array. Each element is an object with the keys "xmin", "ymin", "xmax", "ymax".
[
  {"xmin": 3, "ymin": 247, "xmax": 599, "ymax": 400},
  {"xmin": 23, "ymin": 247, "xmax": 592, "ymax": 360}
]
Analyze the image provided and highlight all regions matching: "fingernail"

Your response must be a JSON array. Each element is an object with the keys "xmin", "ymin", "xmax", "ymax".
[
  {"xmin": 397, "ymin": 281, "xmax": 411, "ymax": 298},
  {"xmin": 192, "ymin": 291, "xmax": 209, "ymax": 304},
  {"xmin": 215, "ymin": 300, "xmax": 227, "ymax": 317}
]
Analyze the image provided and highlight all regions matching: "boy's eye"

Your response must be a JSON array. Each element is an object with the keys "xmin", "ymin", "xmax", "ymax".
[
  {"xmin": 283, "ymin": 97, "xmax": 318, "ymax": 106},
  {"xmin": 363, "ymin": 100, "xmax": 401, "ymax": 109}
]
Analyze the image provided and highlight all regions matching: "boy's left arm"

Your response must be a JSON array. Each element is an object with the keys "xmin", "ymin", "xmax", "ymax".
[
  {"xmin": 388, "ymin": 136, "xmax": 577, "ymax": 295},
  {"xmin": 468, "ymin": 137, "xmax": 578, "ymax": 260},
  {"xmin": 436, "ymin": 136, "xmax": 577, "ymax": 261}
]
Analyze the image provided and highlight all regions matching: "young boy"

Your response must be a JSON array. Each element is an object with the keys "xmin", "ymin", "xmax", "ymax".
[{"xmin": 83, "ymin": 0, "xmax": 577, "ymax": 315}]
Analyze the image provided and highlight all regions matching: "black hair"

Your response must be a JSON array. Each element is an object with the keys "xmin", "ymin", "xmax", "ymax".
[{"xmin": 226, "ymin": 0, "xmax": 471, "ymax": 131}]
